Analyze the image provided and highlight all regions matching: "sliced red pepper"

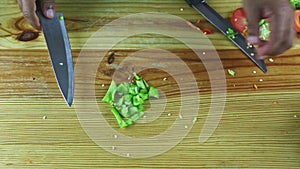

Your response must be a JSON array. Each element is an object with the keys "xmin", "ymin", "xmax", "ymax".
[{"xmin": 202, "ymin": 28, "xmax": 212, "ymax": 35}]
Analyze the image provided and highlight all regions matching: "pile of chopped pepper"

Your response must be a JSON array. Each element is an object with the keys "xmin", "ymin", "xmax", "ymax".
[{"xmin": 102, "ymin": 73, "xmax": 159, "ymax": 128}]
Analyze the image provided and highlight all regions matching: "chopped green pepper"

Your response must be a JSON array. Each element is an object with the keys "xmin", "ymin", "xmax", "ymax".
[
  {"xmin": 129, "ymin": 111, "xmax": 144, "ymax": 122},
  {"xmin": 111, "ymin": 107, "xmax": 128, "ymax": 128},
  {"xmin": 290, "ymin": 0, "xmax": 300, "ymax": 9},
  {"xmin": 102, "ymin": 80, "xmax": 117, "ymax": 105},
  {"xmin": 102, "ymin": 72, "xmax": 159, "ymax": 128},
  {"xmin": 133, "ymin": 72, "xmax": 141, "ymax": 80},
  {"xmin": 58, "ymin": 15, "xmax": 64, "ymax": 21},
  {"xmin": 133, "ymin": 95, "xmax": 144, "ymax": 106},
  {"xmin": 137, "ymin": 104, "xmax": 144, "ymax": 112},
  {"xmin": 136, "ymin": 79, "xmax": 146, "ymax": 89},
  {"xmin": 116, "ymin": 82, "xmax": 129, "ymax": 95},
  {"xmin": 149, "ymin": 86, "xmax": 159, "ymax": 98},
  {"xmin": 259, "ymin": 19, "xmax": 271, "ymax": 41},
  {"xmin": 227, "ymin": 69, "xmax": 236, "ymax": 77},
  {"xmin": 226, "ymin": 28, "xmax": 236, "ymax": 39},
  {"xmin": 139, "ymin": 92, "xmax": 149, "ymax": 101}
]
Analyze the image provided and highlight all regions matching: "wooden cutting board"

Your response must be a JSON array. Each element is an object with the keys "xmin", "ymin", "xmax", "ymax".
[{"xmin": 0, "ymin": 0, "xmax": 299, "ymax": 168}]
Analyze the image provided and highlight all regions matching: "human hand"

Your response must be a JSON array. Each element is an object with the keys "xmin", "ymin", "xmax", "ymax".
[
  {"xmin": 243, "ymin": 0, "xmax": 295, "ymax": 59},
  {"xmin": 17, "ymin": 0, "xmax": 55, "ymax": 30}
]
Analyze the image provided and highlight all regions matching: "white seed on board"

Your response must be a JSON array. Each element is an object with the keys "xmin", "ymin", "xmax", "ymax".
[
  {"xmin": 163, "ymin": 77, "xmax": 167, "ymax": 81},
  {"xmin": 59, "ymin": 62, "xmax": 64, "ymax": 66},
  {"xmin": 193, "ymin": 117, "xmax": 197, "ymax": 123},
  {"xmin": 42, "ymin": 115, "xmax": 47, "ymax": 120},
  {"xmin": 180, "ymin": 8, "xmax": 184, "ymax": 11},
  {"xmin": 113, "ymin": 134, "xmax": 118, "ymax": 139},
  {"xmin": 184, "ymin": 125, "xmax": 189, "ymax": 129},
  {"xmin": 179, "ymin": 114, "xmax": 183, "ymax": 119},
  {"xmin": 268, "ymin": 58, "xmax": 274, "ymax": 62},
  {"xmin": 259, "ymin": 79, "xmax": 264, "ymax": 82},
  {"xmin": 252, "ymin": 70, "xmax": 257, "ymax": 74},
  {"xmin": 167, "ymin": 113, "xmax": 172, "ymax": 117}
]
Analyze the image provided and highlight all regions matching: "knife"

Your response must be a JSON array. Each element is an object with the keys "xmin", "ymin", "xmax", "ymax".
[
  {"xmin": 36, "ymin": 0, "xmax": 74, "ymax": 106},
  {"xmin": 185, "ymin": 0, "xmax": 267, "ymax": 73}
]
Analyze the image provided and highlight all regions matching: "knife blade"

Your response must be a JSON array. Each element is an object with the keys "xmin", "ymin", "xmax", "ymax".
[
  {"xmin": 36, "ymin": 0, "xmax": 74, "ymax": 106},
  {"xmin": 185, "ymin": 0, "xmax": 267, "ymax": 73}
]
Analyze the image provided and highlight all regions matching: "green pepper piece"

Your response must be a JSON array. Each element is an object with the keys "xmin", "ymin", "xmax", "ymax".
[
  {"xmin": 124, "ymin": 119, "xmax": 134, "ymax": 127},
  {"xmin": 259, "ymin": 19, "xmax": 271, "ymax": 41},
  {"xmin": 140, "ymin": 88, "xmax": 148, "ymax": 94},
  {"xmin": 139, "ymin": 92, "xmax": 149, "ymax": 101},
  {"xmin": 148, "ymin": 86, "xmax": 159, "ymax": 98},
  {"xmin": 226, "ymin": 28, "xmax": 236, "ymax": 39},
  {"xmin": 129, "ymin": 111, "xmax": 144, "ymax": 122},
  {"xmin": 136, "ymin": 79, "xmax": 146, "ymax": 89},
  {"xmin": 129, "ymin": 84, "xmax": 139, "ymax": 95},
  {"xmin": 137, "ymin": 104, "xmax": 144, "ymax": 112},
  {"xmin": 128, "ymin": 106, "xmax": 138, "ymax": 116},
  {"xmin": 133, "ymin": 95, "xmax": 144, "ymax": 106},
  {"xmin": 120, "ymin": 106, "xmax": 130, "ymax": 118},
  {"xmin": 143, "ymin": 79, "xmax": 149, "ymax": 89},
  {"xmin": 102, "ymin": 80, "xmax": 117, "ymax": 105},
  {"xmin": 133, "ymin": 72, "xmax": 141, "ymax": 80},
  {"xmin": 123, "ymin": 94, "xmax": 132, "ymax": 106},
  {"xmin": 114, "ymin": 95, "xmax": 124, "ymax": 107},
  {"xmin": 58, "ymin": 15, "xmax": 64, "ymax": 21},
  {"xmin": 111, "ymin": 107, "xmax": 128, "ymax": 128},
  {"xmin": 290, "ymin": 0, "xmax": 300, "ymax": 9},
  {"xmin": 116, "ymin": 82, "xmax": 129, "ymax": 95},
  {"xmin": 227, "ymin": 69, "xmax": 235, "ymax": 77}
]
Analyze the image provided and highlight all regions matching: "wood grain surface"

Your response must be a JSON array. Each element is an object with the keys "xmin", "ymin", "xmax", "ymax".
[{"xmin": 0, "ymin": 0, "xmax": 300, "ymax": 168}]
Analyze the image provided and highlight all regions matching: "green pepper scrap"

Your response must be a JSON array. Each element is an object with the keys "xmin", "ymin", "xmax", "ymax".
[
  {"xmin": 290, "ymin": 0, "xmax": 300, "ymax": 9},
  {"xmin": 226, "ymin": 28, "xmax": 237, "ymax": 39},
  {"xmin": 227, "ymin": 69, "xmax": 236, "ymax": 77},
  {"xmin": 102, "ymin": 73, "xmax": 159, "ymax": 128},
  {"xmin": 58, "ymin": 15, "xmax": 64, "ymax": 21},
  {"xmin": 259, "ymin": 19, "xmax": 271, "ymax": 41}
]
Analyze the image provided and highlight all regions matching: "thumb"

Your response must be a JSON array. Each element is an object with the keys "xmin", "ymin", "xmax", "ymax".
[
  {"xmin": 243, "ymin": 1, "xmax": 261, "ymax": 45},
  {"xmin": 40, "ymin": 0, "xmax": 55, "ymax": 18}
]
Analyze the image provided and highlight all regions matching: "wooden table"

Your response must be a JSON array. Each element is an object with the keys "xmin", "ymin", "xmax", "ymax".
[{"xmin": 0, "ymin": 0, "xmax": 299, "ymax": 168}]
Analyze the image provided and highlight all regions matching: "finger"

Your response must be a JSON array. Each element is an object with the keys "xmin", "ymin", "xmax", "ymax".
[
  {"xmin": 257, "ymin": 4, "xmax": 294, "ymax": 56},
  {"xmin": 243, "ymin": 0, "xmax": 261, "ymax": 44},
  {"xmin": 40, "ymin": 0, "xmax": 55, "ymax": 18},
  {"xmin": 17, "ymin": 0, "xmax": 22, "ymax": 10},
  {"xmin": 21, "ymin": 0, "xmax": 41, "ymax": 30}
]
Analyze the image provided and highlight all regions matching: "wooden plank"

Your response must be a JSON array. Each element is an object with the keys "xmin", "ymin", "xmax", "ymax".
[
  {"xmin": 0, "ymin": 49, "xmax": 299, "ymax": 168},
  {"xmin": 0, "ymin": 0, "xmax": 299, "ymax": 168},
  {"xmin": 1, "ymin": 0, "xmax": 299, "ymax": 50}
]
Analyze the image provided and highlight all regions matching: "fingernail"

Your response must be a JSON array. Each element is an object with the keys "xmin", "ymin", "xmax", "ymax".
[
  {"xmin": 46, "ymin": 9, "xmax": 54, "ymax": 18},
  {"xmin": 247, "ymin": 36, "xmax": 259, "ymax": 44}
]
